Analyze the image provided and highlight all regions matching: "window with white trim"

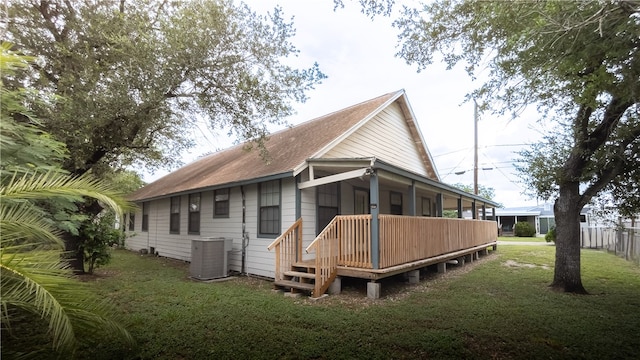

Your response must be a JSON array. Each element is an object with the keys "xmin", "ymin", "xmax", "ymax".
[{"xmin": 259, "ymin": 180, "xmax": 280, "ymax": 236}]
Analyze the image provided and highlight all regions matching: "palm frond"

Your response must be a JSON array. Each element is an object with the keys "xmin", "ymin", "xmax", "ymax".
[
  {"xmin": 1, "ymin": 250, "xmax": 133, "ymax": 351},
  {"xmin": 1, "ymin": 250, "xmax": 76, "ymax": 351},
  {"xmin": 1, "ymin": 170, "xmax": 134, "ymax": 218},
  {"xmin": 0, "ymin": 202, "xmax": 63, "ymax": 247}
]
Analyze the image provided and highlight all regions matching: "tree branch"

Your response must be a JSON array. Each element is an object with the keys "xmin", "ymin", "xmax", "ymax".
[{"xmin": 580, "ymin": 124, "xmax": 640, "ymax": 207}]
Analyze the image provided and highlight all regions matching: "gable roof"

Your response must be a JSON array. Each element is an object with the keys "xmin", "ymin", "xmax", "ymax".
[{"xmin": 130, "ymin": 90, "xmax": 438, "ymax": 201}]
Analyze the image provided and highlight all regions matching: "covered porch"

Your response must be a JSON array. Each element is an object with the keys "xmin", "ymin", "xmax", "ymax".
[{"xmin": 268, "ymin": 158, "xmax": 499, "ymax": 298}]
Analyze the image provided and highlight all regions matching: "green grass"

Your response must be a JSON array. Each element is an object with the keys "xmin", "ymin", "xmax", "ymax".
[
  {"xmin": 9, "ymin": 247, "xmax": 640, "ymax": 359},
  {"xmin": 499, "ymin": 236, "xmax": 547, "ymax": 242}
]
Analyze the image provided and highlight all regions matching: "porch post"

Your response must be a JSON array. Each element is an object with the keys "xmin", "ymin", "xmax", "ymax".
[
  {"xmin": 457, "ymin": 197, "xmax": 463, "ymax": 219},
  {"xmin": 295, "ymin": 174, "xmax": 301, "ymax": 220},
  {"xmin": 482, "ymin": 204, "xmax": 486, "ymax": 220},
  {"xmin": 435, "ymin": 193, "xmax": 443, "ymax": 217},
  {"xmin": 295, "ymin": 174, "xmax": 302, "ymax": 261},
  {"xmin": 471, "ymin": 200, "xmax": 477, "ymax": 219},
  {"xmin": 370, "ymin": 171, "xmax": 380, "ymax": 269},
  {"xmin": 408, "ymin": 181, "xmax": 416, "ymax": 216}
]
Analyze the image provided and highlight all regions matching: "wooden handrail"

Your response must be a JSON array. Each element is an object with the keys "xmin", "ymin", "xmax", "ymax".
[
  {"xmin": 267, "ymin": 218, "xmax": 302, "ymax": 282},
  {"xmin": 268, "ymin": 217, "xmax": 303, "ymax": 251},
  {"xmin": 306, "ymin": 217, "xmax": 341, "ymax": 297}
]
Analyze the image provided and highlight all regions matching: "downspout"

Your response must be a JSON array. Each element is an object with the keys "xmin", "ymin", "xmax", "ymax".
[{"xmin": 241, "ymin": 185, "xmax": 248, "ymax": 275}]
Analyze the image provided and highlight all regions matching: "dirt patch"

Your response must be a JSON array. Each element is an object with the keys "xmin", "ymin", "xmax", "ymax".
[
  {"xmin": 291, "ymin": 252, "xmax": 500, "ymax": 308},
  {"xmin": 503, "ymin": 259, "xmax": 550, "ymax": 270}
]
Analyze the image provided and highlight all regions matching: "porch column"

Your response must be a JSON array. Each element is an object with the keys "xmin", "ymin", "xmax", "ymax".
[
  {"xmin": 408, "ymin": 181, "xmax": 416, "ymax": 216},
  {"xmin": 482, "ymin": 204, "xmax": 486, "ymax": 220},
  {"xmin": 471, "ymin": 201, "xmax": 477, "ymax": 219},
  {"xmin": 295, "ymin": 174, "xmax": 301, "ymax": 220},
  {"xmin": 435, "ymin": 193, "xmax": 443, "ymax": 217},
  {"xmin": 295, "ymin": 175, "xmax": 302, "ymax": 261},
  {"xmin": 370, "ymin": 171, "xmax": 380, "ymax": 269},
  {"xmin": 457, "ymin": 197, "xmax": 463, "ymax": 219}
]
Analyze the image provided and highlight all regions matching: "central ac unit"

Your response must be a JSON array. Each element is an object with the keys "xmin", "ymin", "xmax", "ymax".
[{"xmin": 190, "ymin": 238, "xmax": 233, "ymax": 280}]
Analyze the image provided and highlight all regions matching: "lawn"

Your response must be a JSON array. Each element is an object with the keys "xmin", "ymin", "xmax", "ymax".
[
  {"xmin": 12, "ymin": 246, "xmax": 640, "ymax": 359},
  {"xmin": 498, "ymin": 236, "xmax": 548, "ymax": 242}
]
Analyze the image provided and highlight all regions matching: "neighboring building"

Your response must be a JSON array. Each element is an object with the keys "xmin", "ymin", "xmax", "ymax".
[
  {"xmin": 492, "ymin": 203, "xmax": 592, "ymax": 236},
  {"xmin": 126, "ymin": 90, "xmax": 500, "ymax": 297}
]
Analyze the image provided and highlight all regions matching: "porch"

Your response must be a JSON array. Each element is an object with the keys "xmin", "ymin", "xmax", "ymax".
[{"xmin": 268, "ymin": 214, "xmax": 497, "ymax": 298}]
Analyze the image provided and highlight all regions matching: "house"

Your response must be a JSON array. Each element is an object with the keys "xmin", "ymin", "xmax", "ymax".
[
  {"xmin": 492, "ymin": 203, "xmax": 592, "ymax": 236},
  {"xmin": 126, "ymin": 90, "xmax": 499, "ymax": 298}
]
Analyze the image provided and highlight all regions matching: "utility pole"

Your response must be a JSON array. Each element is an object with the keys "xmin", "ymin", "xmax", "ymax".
[{"xmin": 474, "ymin": 100, "xmax": 478, "ymax": 195}]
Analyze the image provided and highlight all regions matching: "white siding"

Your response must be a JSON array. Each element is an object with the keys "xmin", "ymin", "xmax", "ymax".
[
  {"xmin": 245, "ymin": 178, "xmax": 296, "ymax": 278},
  {"xmin": 300, "ymin": 186, "xmax": 316, "ymax": 261},
  {"xmin": 323, "ymin": 103, "xmax": 429, "ymax": 176},
  {"xmin": 126, "ymin": 181, "xmax": 297, "ymax": 278}
]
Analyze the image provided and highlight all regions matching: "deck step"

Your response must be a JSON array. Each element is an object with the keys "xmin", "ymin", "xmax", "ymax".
[
  {"xmin": 292, "ymin": 260, "xmax": 316, "ymax": 269},
  {"xmin": 283, "ymin": 270, "xmax": 316, "ymax": 279},
  {"xmin": 274, "ymin": 279, "xmax": 315, "ymax": 292}
]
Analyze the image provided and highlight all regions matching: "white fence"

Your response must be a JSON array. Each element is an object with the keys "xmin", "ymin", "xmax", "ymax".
[{"xmin": 580, "ymin": 227, "xmax": 640, "ymax": 264}]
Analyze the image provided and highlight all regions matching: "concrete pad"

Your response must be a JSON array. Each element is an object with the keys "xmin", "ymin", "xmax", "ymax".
[
  {"xmin": 284, "ymin": 292, "xmax": 302, "ymax": 298},
  {"xmin": 367, "ymin": 281, "xmax": 381, "ymax": 299},
  {"xmin": 328, "ymin": 277, "xmax": 342, "ymax": 295},
  {"xmin": 408, "ymin": 270, "xmax": 420, "ymax": 284},
  {"xmin": 309, "ymin": 294, "xmax": 329, "ymax": 301}
]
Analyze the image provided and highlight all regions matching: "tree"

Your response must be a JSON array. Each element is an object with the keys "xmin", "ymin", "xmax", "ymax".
[
  {"xmin": 1, "ymin": 44, "xmax": 133, "ymax": 356},
  {"xmin": 449, "ymin": 183, "xmax": 497, "ymax": 203},
  {"xmin": 7, "ymin": 0, "xmax": 325, "ymax": 271},
  {"xmin": 6, "ymin": 0, "xmax": 325, "ymax": 175},
  {"xmin": 393, "ymin": 1, "xmax": 640, "ymax": 293}
]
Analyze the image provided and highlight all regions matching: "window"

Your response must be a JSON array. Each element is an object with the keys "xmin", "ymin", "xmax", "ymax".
[
  {"xmin": 170, "ymin": 196, "xmax": 180, "ymax": 234},
  {"xmin": 188, "ymin": 193, "xmax": 201, "ymax": 234},
  {"xmin": 214, "ymin": 188, "xmax": 230, "ymax": 217},
  {"xmin": 390, "ymin": 191, "xmax": 403, "ymax": 215},
  {"xmin": 128, "ymin": 212, "xmax": 135, "ymax": 231},
  {"xmin": 259, "ymin": 180, "xmax": 280, "ymax": 236},
  {"xmin": 421, "ymin": 197, "xmax": 431, "ymax": 216},
  {"xmin": 141, "ymin": 202, "xmax": 149, "ymax": 232},
  {"xmin": 317, "ymin": 183, "xmax": 339, "ymax": 234}
]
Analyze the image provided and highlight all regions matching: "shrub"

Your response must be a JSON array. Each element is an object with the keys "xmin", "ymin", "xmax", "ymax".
[
  {"xmin": 545, "ymin": 227, "xmax": 556, "ymax": 243},
  {"xmin": 80, "ymin": 212, "xmax": 125, "ymax": 274},
  {"xmin": 514, "ymin": 222, "xmax": 536, "ymax": 237}
]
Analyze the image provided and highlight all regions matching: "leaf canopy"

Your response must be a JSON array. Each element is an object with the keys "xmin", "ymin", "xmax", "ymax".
[{"xmin": 7, "ymin": 0, "xmax": 326, "ymax": 176}]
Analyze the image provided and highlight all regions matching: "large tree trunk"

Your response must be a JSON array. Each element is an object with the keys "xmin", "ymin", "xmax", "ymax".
[
  {"xmin": 62, "ymin": 200, "xmax": 104, "ymax": 274},
  {"xmin": 62, "ymin": 231, "xmax": 85, "ymax": 274},
  {"xmin": 551, "ymin": 183, "xmax": 588, "ymax": 294}
]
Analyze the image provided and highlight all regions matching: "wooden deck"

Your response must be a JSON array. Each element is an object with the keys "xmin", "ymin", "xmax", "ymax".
[
  {"xmin": 268, "ymin": 215, "xmax": 498, "ymax": 297},
  {"xmin": 337, "ymin": 242, "xmax": 496, "ymax": 280}
]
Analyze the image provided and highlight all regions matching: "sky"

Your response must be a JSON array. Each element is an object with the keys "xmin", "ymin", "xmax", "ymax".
[{"xmin": 146, "ymin": 0, "xmax": 547, "ymax": 208}]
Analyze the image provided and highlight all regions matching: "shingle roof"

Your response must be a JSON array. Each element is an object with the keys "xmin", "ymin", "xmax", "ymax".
[{"xmin": 129, "ymin": 90, "xmax": 406, "ymax": 201}]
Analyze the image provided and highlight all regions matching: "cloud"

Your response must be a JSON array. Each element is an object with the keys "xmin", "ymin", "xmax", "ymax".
[{"xmin": 146, "ymin": 0, "xmax": 546, "ymax": 207}]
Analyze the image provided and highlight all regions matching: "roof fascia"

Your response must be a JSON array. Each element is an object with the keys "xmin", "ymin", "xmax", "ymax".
[
  {"xmin": 372, "ymin": 159, "xmax": 501, "ymax": 207},
  {"xmin": 396, "ymin": 92, "xmax": 441, "ymax": 181},
  {"xmin": 132, "ymin": 171, "xmax": 293, "ymax": 203}
]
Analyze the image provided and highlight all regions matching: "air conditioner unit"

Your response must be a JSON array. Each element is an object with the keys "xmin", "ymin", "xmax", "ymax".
[{"xmin": 190, "ymin": 238, "xmax": 233, "ymax": 280}]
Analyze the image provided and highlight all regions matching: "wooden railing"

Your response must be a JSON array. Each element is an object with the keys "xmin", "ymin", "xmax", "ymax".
[
  {"xmin": 337, "ymin": 215, "xmax": 373, "ymax": 268},
  {"xmin": 305, "ymin": 217, "xmax": 341, "ymax": 297},
  {"xmin": 267, "ymin": 218, "xmax": 302, "ymax": 282},
  {"xmin": 271, "ymin": 215, "xmax": 496, "ymax": 296},
  {"xmin": 378, "ymin": 215, "xmax": 497, "ymax": 268}
]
